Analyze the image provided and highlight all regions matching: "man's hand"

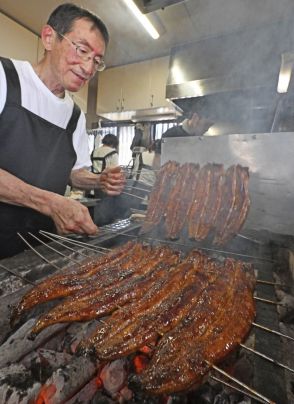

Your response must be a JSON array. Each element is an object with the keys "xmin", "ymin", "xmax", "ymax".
[
  {"xmin": 49, "ymin": 194, "xmax": 98, "ymax": 235},
  {"xmin": 70, "ymin": 167, "xmax": 125, "ymax": 195},
  {"xmin": 185, "ymin": 113, "xmax": 214, "ymax": 136},
  {"xmin": 99, "ymin": 166, "xmax": 126, "ymax": 196},
  {"xmin": 0, "ymin": 168, "xmax": 98, "ymax": 236}
]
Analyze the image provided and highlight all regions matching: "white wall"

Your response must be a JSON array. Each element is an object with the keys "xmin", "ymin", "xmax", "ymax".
[{"xmin": 0, "ymin": 13, "xmax": 39, "ymax": 63}]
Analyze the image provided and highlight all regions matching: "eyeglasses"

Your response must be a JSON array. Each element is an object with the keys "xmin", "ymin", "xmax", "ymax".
[{"xmin": 56, "ymin": 31, "xmax": 106, "ymax": 72}]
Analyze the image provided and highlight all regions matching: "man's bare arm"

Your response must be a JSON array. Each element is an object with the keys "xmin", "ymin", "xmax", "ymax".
[
  {"xmin": 0, "ymin": 168, "xmax": 97, "ymax": 235},
  {"xmin": 70, "ymin": 166, "xmax": 125, "ymax": 195}
]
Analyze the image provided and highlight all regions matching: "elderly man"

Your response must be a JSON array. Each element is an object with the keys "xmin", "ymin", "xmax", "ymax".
[{"xmin": 0, "ymin": 3, "xmax": 125, "ymax": 258}]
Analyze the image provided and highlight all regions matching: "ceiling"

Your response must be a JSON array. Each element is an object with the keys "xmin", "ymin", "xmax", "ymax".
[
  {"xmin": 0, "ymin": 0, "xmax": 294, "ymax": 68},
  {"xmin": 1, "ymin": 0, "xmax": 294, "ymax": 131}
]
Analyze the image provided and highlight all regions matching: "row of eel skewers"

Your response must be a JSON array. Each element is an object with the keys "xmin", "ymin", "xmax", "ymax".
[
  {"xmin": 139, "ymin": 160, "xmax": 250, "ymax": 245},
  {"xmin": 11, "ymin": 241, "xmax": 256, "ymax": 395}
]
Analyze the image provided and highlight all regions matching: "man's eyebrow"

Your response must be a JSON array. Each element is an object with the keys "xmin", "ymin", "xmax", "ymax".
[{"xmin": 75, "ymin": 38, "xmax": 104, "ymax": 57}]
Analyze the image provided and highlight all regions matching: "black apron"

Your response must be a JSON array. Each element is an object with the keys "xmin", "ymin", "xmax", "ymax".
[
  {"xmin": 91, "ymin": 149, "xmax": 117, "ymax": 173},
  {"xmin": 0, "ymin": 58, "xmax": 81, "ymax": 259}
]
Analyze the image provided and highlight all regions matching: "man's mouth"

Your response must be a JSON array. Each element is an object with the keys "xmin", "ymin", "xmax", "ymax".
[{"xmin": 72, "ymin": 71, "xmax": 90, "ymax": 82}]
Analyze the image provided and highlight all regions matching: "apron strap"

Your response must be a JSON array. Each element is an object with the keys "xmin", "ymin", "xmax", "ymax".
[
  {"xmin": 66, "ymin": 103, "xmax": 81, "ymax": 133},
  {"xmin": 0, "ymin": 57, "xmax": 21, "ymax": 105}
]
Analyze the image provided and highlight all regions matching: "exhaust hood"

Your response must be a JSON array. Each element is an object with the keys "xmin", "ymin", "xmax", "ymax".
[
  {"xmin": 166, "ymin": 22, "xmax": 289, "ymax": 100},
  {"xmin": 98, "ymin": 105, "xmax": 182, "ymax": 123},
  {"xmin": 165, "ymin": 19, "xmax": 294, "ymax": 134}
]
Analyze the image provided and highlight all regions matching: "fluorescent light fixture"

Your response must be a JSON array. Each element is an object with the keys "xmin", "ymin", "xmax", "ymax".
[
  {"xmin": 278, "ymin": 68, "xmax": 292, "ymax": 94},
  {"xmin": 124, "ymin": 0, "xmax": 160, "ymax": 40},
  {"xmin": 277, "ymin": 52, "xmax": 294, "ymax": 94}
]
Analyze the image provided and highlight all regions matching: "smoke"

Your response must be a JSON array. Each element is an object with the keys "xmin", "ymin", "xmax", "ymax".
[{"xmin": 167, "ymin": 12, "xmax": 294, "ymax": 134}]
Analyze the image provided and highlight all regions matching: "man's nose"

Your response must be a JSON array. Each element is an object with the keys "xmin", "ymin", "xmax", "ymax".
[{"xmin": 81, "ymin": 58, "xmax": 95, "ymax": 77}]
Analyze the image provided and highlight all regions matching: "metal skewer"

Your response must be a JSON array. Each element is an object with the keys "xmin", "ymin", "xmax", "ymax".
[
  {"xmin": 39, "ymin": 231, "xmax": 284, "ymax": 294},
  {"xmin": 236, "ymin": 233, "xmax": 265, "ymax": 245},
  {"xmin": 210, "ymin": 375, "xmax": 268, "ymax": 404},
  {"xmin": 101, "ymin": 229, "xmax": 275, "ymax": 263},
  {"xmin": 39, "ymin": 232, "xmax": 102, "ymax": 257},
  {"xmin": 126, "ymin": 169, "xmax": 159, "ymax": 175},
  {"xmin": 207, "ymin": 362, "xmax": 276, "ymax": 404},
  {"xmin": 125, "ymin": 185, "xmax": 151, "ymax": 192},
  {"xmin": 28, "ymin": 233, "xmax": 81, "ymax": 264},
  {"xmin": 253, "ymin": 322, "xmax": 294, "ymax": 342},
  {"xmin": 0, "ymin": 263, "xmax": 36, "ymax": 286},
  {"xmin": 254, "ymin": 296, "xmax": 282, "ymax": 305},
  {"xmin": 122, "ymin": 191, "xmax": 146, "ymax": 200},
  {"xmin": 40, "ymin": 231, "xmax": 110, "ymax": 253},
  {"xmin": 17, "ymin": 233, "xmax": 60, "ymax": 270},
  {"xmin": 240, "ymin": 343, "xmax": 294, "ymax": 374},
  {"xmin": 256, "ymin": 280, "xmax": 286, "ymax": 287}
]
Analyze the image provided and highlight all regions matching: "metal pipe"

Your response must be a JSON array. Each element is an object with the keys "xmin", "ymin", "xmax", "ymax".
[{"xmin": 240, "ymin": 343, "xmax": 294, "ymax": 374}]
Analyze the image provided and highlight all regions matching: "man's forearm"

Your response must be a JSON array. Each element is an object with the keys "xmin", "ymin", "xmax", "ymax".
[
  {"xmin": 0, "ymin": 168, "xmax": 58, "ymax": 216},
  {"xmin": 70, "ymin": 167, "xmax": 125, "ymax": 196},
  {"xmin": 70, "ymin": 168, "xmax": 101, "ymax": 190}
]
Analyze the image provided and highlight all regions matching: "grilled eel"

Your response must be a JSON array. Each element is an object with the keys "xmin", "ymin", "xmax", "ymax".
[
  {"xmin": 11, "ymin": 241, "xmax": 141, "ymax": 325},
  {"xmin": 93, "ymin": 255, "xmax": 224, "ymax": 361},
  {"xmin": 140, "ymin": 160, "xmax": 179, "ymax": 234},
  {"xmin": 188, "ymin": 164, "xmax": 213, "ymax": 240},
  {"xmin": 138, "ymin": 259, "xmax": 255, "ymax": 395},
  {"xmin": 92, "ymin": 250, "xmax": 208, "ymax": 360},
  {"xmin": 193, "ymin": 163, "xmax": 224, "ymax": 241},
  {"xmin": 30, "ymin": 246, "xmax": 180, "ymax": 337},
  {"xmin": 213, "ymin": 165, "xmax": 238, "ymax": 245},
  {"xmin": 78, "ymin": 249, "xmax": 184, "ymax": 354},
  {"xmin": 218, "ymin": 166, "xmax": 250, "ymax": 245},
  {"xmin": 164, "ymin": 163, "xmax": 200, "ymax": 240}
]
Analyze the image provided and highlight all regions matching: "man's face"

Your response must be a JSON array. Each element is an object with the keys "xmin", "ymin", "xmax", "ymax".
[{"xmin": 50, "ymin": 18, "xmax": 106, "ymax": 93}]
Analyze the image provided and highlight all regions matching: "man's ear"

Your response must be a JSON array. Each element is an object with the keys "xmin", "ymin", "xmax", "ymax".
[{"xmin": 41, "ymin": 25, "xmax": 56, "ymax": 51}]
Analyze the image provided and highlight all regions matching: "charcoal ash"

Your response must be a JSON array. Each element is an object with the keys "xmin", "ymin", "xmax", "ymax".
[
  {"xmin": 21, "ymin": 349, "xmax": 72, "ymax": 383},
  {"xmin": 66, "ymin": 377, "xmax": 105, "ymax": 404},
  {"xmin": 62, "ymin": 320, "xmax": 101, "ymax": 354},
  {"xmin": 0, "ymin": 318, "xmax": 68, "ymax": 368},
  {"xmin": 0, "ymin": 363, "xmax": 41, "ymax": 403},
  {"xmin": 89, "ymin": 390, "xmax": 117, "ymax": 403},
  {"xmin": 276, "ymin": 290, "xmax": 294, "ymax": 323},
  {"xmin": 0, "ymin": 277, "xmax": 26, "ymax": 297}
]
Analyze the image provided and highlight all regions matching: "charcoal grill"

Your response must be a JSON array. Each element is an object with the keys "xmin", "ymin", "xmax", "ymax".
[{"xmin": 0, "ymin": 218, "xmax": 293, "ymax": 404}]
